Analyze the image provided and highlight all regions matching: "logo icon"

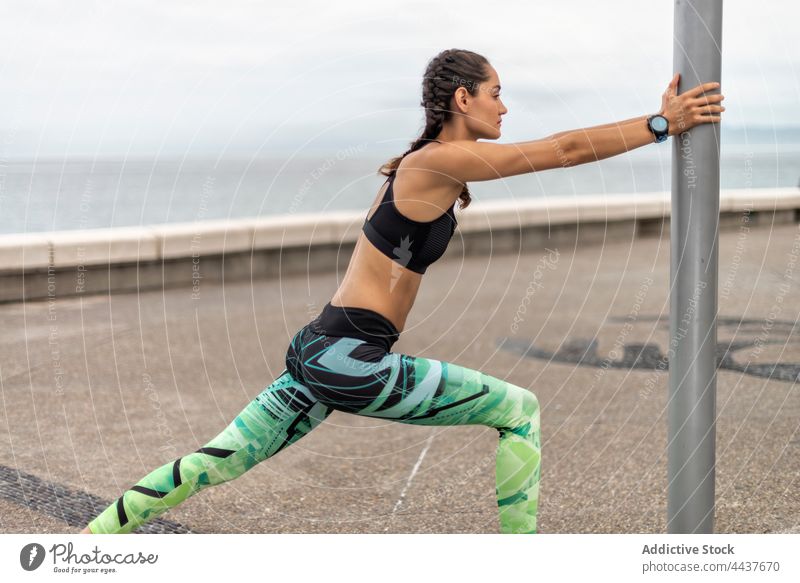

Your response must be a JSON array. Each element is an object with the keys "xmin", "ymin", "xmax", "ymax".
[
  {"xmin": 20, "ymin": 543, "xmax": 46, "ymax": 571},
  {"xmin": 390, "ymin": 234, "xmax": 413, "ymax": 291}
]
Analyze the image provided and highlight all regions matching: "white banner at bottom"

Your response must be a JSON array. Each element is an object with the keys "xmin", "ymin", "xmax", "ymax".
[{"xmin": 1, "ymin": 534, "xmax": 798, "ymax": 582}]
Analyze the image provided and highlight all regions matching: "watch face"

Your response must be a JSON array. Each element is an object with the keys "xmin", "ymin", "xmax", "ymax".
[{"xmin": 651, "ymin": 116, "xmax": 668, "ymax": 132}]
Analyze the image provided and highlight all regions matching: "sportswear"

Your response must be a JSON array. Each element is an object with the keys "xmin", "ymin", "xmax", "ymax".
[
  {"xmin": 86, "ymin": 301, "xmax": 541, "ymax": 534},
  {"xmin": 362, "ymin": 148, "xmax": 458, "ymax": 274}
]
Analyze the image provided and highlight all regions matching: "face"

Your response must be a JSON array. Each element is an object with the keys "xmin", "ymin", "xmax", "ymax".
[{"xmin": 452, "ymin": 65, "xmax": 507, "ymax": 139}]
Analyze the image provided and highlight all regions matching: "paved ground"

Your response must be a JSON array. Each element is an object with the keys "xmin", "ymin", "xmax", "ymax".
[{"xmin": 1, "ymin": 221, "xmax": 799, "ymax": 534}]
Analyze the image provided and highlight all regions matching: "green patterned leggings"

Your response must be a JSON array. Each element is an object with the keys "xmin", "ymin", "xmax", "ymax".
[{"xmin": 87, "ymin": 319, "xmax": 541, "ymax": 534}]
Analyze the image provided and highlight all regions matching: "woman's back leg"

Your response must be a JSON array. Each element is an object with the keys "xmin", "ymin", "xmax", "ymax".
[{"xmin": 86, "ymin": 369, "xmax": 332, "ymax": 533}]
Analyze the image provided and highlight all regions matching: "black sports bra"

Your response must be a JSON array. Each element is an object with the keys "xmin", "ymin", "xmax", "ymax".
[{"xmin": 362, "ymin": 170, "xmax": 458, "ymax": 274}]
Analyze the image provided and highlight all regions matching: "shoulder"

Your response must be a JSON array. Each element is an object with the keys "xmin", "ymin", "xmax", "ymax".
[
  {"xmin": 397, "ymin": 142, "xmax": 465, "ymax": 192},
  {"xmin": 391, "ymin": 148, "xmax": 462, "ymax": 219}
]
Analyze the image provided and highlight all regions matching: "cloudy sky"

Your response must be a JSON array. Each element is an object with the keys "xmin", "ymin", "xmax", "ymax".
[{"xmin": 2, "ymin": 0, "xmax": 798, "ymax": 158}]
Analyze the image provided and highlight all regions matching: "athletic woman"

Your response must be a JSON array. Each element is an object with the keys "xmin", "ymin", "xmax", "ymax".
[{"xmin": 81, "ymin": 48, "xmax": 724, "ymax": 534}]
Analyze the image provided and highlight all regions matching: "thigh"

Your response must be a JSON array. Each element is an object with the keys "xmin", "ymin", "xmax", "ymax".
[
  {"xmin": 295, "ymin": 330, "xmax": 537, "ymax": 431},
  {"xmin": 364, "ymin": 353, "xmax": 539, "ymax": 432},
  {"xmin": 194, "ymin": 368, "xmax": 333, "ymax": 475},
  {"xmin": 245, "ymin": 368, "xmax": 333, "ymax": 455}
]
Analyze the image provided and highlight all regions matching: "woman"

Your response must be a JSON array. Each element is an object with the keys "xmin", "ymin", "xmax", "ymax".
[{"xmin": 82, "ymin": 48, "xmax": 724, "ymax": 534}]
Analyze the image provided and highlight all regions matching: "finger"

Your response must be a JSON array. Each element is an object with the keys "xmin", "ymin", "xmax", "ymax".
[
  {"xmin": 696, "ymin": 104, "xmax": 725, "ymax": 114},
  {"xmin": 690, "ymin": 94, "xmax": 725, "ymax": 106},
  {"xmin": 668, "ymin": 73, "xmax": 680, "ymax": 95},
  {"xmin": 685, "ymin": 81, "xmax": 721, "ymax": 98}
]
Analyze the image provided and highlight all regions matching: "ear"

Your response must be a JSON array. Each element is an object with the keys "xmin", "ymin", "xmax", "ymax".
[{"xmin": 453, "ymin": 87, "xmax": 470, "ymax": 113}]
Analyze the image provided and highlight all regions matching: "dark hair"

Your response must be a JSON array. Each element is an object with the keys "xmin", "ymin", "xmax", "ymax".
[{"xmin": 378, "ymin": 48, "xmax": 491, "ymax": 211}]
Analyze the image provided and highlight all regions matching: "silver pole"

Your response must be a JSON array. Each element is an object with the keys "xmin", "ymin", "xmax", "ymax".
[{"xmin": 668, "ymin": 0, "xmax": 723, "ymax": 534}]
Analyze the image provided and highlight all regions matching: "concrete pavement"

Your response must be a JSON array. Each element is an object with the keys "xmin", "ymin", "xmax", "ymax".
[{"xmin": 1, "ymin": 220, "xmax": 798, "ymax": 533}]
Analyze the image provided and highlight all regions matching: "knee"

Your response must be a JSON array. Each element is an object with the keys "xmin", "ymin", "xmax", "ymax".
[
  {"xmin": 506, "ymin": 387, "xmax": 540, "ymax": 435},
  {"xmin": 523, "ymin": 389, "xmax": 540, "ymax": 421}
]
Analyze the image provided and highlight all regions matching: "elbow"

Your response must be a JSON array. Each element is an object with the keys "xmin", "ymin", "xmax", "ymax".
[
  {"xmin": 563, "ymin": 132, "xmax": 586, "ymax": 166},
  {"xmin": 552, "ymin": 132, "xmax": 583, "ymax": 168}
]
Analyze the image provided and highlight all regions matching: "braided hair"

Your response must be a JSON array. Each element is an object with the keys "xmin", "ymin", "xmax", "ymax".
[{"xmin": 378, "ymin": 48, "xmax": 491, "ymax": 211}]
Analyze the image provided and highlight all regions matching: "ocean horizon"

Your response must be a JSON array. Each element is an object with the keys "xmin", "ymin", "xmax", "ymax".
[{"xmin": 1, "ymin": 127, "xmax": 798, "ymax": 235}]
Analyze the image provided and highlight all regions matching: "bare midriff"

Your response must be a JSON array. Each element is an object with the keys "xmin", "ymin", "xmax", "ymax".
[
  {"xmin": 330, "ymin": 152, "xmax": 459, "ymax": 334},
  {"xmin": 330, "ymin": 228, "xmax": 424, "ymax": 334}
]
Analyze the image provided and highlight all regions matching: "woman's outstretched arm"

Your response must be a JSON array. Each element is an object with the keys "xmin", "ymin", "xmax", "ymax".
[
  {"xmin": 566, "ymin": 75, "xmax": 723, "ymax": 164},
  {"xmin": 423, "ymin": 73, "xmax": 725, "ymax": 183}
]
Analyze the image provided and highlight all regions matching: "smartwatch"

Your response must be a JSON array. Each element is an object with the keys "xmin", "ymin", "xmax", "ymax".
[{"xmin": 647, "ymin": 114, "xmax": 669, "ymax": 143}]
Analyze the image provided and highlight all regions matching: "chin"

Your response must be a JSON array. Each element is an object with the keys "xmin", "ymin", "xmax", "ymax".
[{"xmin": 477, "ymin": 128, "xmax": 502, "ymax": 140}]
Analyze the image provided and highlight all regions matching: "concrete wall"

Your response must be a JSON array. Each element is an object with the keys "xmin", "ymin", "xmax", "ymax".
[{"xmin": 1, "ymin": 188, "xmax": 798, "ymax": 303}]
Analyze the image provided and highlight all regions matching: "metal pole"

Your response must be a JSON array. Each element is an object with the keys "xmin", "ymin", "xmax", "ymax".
[{"xmin": 668, "ymin": 0, "xmax": 723, "ymax": 534}]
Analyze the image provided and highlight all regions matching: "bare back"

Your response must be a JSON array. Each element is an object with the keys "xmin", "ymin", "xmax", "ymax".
[{"xmin": 330, "ymin": 143, "xmax": 462, "ymax": 332}]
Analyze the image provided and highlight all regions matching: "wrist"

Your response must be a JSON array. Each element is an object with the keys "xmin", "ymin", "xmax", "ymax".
[
  {"xmin": 647, "ymin": 113, "xmax": 670, "ymax": 143},
  {"xmin": 659, "ymin": 110, "xmax": 682, "ymax": 136}
]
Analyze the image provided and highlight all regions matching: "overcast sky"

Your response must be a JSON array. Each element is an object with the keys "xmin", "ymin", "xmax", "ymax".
[{"xmin": 2, "ymin": 0, "xmax": 798, "ymax": 158}]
